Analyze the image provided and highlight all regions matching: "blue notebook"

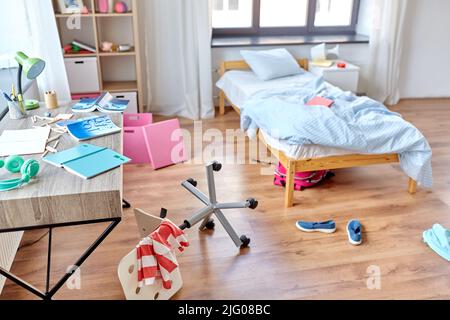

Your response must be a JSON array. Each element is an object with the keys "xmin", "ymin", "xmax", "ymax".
[
  {"xmin": 43, "ymin": 144, "xmax": 130, "ymax": 179},
  {"xmin": 66, "ymin": 115, "xmax": 121, "ymax": 141}
]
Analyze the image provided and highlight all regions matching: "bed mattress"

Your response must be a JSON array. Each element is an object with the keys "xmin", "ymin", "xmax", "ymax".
[{"xmin": 216, "ymin": 70, "xmax": 357, "ymax": 160}]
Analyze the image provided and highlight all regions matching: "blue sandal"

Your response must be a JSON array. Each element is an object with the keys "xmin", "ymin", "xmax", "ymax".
[
  {"xmin": 347, "ymin": 220, "xmax": 363, "ymax": 245},
  {"xmin": 296, "ymin": 220, "xmax": 336, "ymax": 234}
]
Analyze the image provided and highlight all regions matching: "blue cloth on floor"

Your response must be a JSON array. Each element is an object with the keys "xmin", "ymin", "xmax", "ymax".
[{"xmin": 423, "ymin": 224, "xmax": 450, "ymax": 262}]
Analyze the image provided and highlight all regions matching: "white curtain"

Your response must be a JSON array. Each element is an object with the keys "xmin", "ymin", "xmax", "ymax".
[
  {"xmin": 142, "ymin": 0, "xmax": 214, "ymax": 120},
  {"xmin": 367, "ymin": 0, "xmax": 409, "ymax": 105},
  {"xmin": 23, "ymin": 0, "xmax": 71, "ymax": 102}
]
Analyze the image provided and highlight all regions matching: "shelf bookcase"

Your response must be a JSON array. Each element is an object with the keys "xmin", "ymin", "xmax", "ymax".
[{"xmin": 53, "ymin": 0, "xmax": 143, "ymax": 112}]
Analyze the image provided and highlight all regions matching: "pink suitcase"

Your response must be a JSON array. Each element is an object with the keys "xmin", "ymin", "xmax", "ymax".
[{"xmin": 274, "ymin": 162, "xmax": 334, "ymax": 191}]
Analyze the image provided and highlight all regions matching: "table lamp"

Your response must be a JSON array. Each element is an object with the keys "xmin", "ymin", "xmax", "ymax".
[{"xmin": 14, "ymin": 51, "xmax": 46, "ymax": 105}]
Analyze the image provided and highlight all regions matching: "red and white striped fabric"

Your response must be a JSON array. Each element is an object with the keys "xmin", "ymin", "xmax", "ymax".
[{"xmin": 136, "ymin": 220, "xmax": 189, "ymax": 289}]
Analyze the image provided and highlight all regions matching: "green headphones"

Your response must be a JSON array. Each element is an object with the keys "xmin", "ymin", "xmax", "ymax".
[{"xmin": 0, "ymin": 156, "xmax": 40, "ymax": 191}]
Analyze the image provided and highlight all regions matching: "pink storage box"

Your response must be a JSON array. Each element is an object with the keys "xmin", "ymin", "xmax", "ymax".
[
  {"xmin": 123, "ymin": 113, "xmax": 153, "ymax": 164},
  {"xmin": 145, "ymin": 119, "xmax": 186, "ymax": 169},
  {"xmin": 123, "ymin": 114, "xmax": 186, "ymax": 169}
]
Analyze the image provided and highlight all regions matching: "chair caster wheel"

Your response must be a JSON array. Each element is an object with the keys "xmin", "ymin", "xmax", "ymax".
[
  {"xmin": 247, "ymin": 198, "xmax": 258, "ymax": 209},
  {"xmin": 212, "ymin": 161, "xmax": 222, "ymax": 172},
  {"xmin": 187, "ymin": 178, "xmax": 198, "ymax": 187},
  {"xmin": 122, "ymin": 199, "xmax": 131, "ymax": 209},
  {"xmin": 240, "ymin": 235, "xmax": 251, "ymax": 248},
  {"xmin": 204, "ymin": 219, "xmax": 215, "ymax": 230}
]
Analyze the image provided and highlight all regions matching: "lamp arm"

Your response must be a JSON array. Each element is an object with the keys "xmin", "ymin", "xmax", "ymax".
[{"xmin": 17, "ymin": 64, "xmax": 23, "ymax": 96}]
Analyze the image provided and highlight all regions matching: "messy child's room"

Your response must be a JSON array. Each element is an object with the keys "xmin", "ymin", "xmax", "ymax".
[{"xmin": 0, "ymin": 0, "xmax": 449, "ymax": 309}]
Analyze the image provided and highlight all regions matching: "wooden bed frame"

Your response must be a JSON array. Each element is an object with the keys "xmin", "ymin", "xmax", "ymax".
[{"xmin": 218, "ymin": 59, "xmax": 418, "ymax": 208}]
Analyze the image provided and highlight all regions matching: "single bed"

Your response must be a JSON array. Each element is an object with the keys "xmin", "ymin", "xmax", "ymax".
[{"xmin": 217, "ymin": 59, "xmax": 417, "ymax": 208}]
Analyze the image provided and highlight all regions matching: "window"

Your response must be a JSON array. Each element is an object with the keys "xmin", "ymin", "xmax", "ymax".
[
  {"xmin": 0, "ymin": 0, "xmax": 32, "ymax": 120},
  {"xmin": 212, "ymin": 0, "xmax": 360, "ymax": 36}
]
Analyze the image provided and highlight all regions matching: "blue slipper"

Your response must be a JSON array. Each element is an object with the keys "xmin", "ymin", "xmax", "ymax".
[
  {"xmin": 347, "ymin": 220, "xmax": 362, "ymax": 245},
  {"xmin": 296, "ymin": 220, "xmax": 336, "ymax": 234}
]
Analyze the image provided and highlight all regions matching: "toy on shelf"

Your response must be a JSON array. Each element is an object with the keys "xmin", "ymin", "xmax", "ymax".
[
  {"xmin": 98, "ymin": 0, "xmax": 109, "ymax": 13},
  {"xmin": 118, "ymin": 44, "xmax": 133, "ymax": 52},
  {"xmin": 115, "ymin": 1, "xmax": 128, "ymax": 13},
  {"xmin": 100, "ymin": 41, "xmax": 133, "ymax": 53},
  {"xmin": 101, "ymin": 41, "xmax": 114, "ymax": 52},
  {"xmin": 63, "ymin": 40, "xmax": 96, "ymax": 55}
]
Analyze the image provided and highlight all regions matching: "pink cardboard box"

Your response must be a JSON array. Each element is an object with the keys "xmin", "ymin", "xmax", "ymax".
[
  {"xmin": 145, "ymin": 119, "xmax": 186, "ymax": 169},
  {"xmin": 123, "ymin": 114, "xmax": 186, "ymax": 169},
  {"xmin": 123, "ymin": 113, "xmax": 153, "ymax": 164}
]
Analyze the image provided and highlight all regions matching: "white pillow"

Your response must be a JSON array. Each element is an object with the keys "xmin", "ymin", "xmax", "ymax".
[{"xmin": 240, "ymin": 48, "xmax": 303, "ymax": 81}]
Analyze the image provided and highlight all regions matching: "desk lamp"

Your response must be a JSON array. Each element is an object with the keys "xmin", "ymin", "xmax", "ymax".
[{"xmin": 14, "ymin": 52, "xmax": 45, "ymax": 107}]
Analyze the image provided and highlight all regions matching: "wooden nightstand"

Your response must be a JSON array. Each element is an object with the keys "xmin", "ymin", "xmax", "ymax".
[{"xmin": 309, "ymin": 61, "xmax": 360, "ymax": 93}]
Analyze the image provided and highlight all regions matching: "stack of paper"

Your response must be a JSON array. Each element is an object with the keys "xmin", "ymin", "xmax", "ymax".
[{"xmin": 0, "ymin": 127, "xmax": 51, "ymax": 157}]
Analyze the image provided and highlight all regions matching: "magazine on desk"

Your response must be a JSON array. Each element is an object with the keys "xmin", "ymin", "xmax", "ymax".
[
  {"xmin": 72, "ymin": 92, "xmax": 129, "ymax": 113},
  {"xmin": 64, "ymin": 115, "xmax": 122, "ymax": 141}
]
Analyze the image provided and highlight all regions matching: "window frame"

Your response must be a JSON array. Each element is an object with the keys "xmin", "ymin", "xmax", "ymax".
[{"xmin": 212, "ymin": 0, "xmax": 361, "ymax": 37}]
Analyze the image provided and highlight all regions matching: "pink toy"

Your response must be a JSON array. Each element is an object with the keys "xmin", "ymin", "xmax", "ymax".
[
  {"xmin": 273, "ymin": 162, "xmax": 333, "ymax": 191},
  {"xmin": 123, "ymin": 113, "xmax": 153, "ymax": 164},
  {"xmin": 145, "ymin": 119, "xmax": 186, "ymax": 169},
  {"xmin": 114, "ymin": 1, "xmax": 128, "ymax": 13},
  {"xmin": 98, "ymin": 0, "xmax": 109, "ymax": 13},
  {"xmin": 101, "ymin": 41, "xmax": 114, "ymax": 52}
]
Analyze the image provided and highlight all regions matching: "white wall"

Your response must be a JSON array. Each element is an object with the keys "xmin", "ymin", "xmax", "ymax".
[{"xmin": 399, "ymin": 0, "xmax": 450, "ymax": 98}]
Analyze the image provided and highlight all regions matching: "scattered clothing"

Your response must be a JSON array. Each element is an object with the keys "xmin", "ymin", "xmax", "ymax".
[
  {"xmin": 136, "ymin": 220, "xmax": 189, "ymax": 289},
  {"xmin": 423, "ymin": 224, "xmax": 450, "ymax": 262},
  {"xmin": 347, "ymin": 220, "xmax": 363, "ymax": 246},
  {"xmin": 296, "ymin": 220, "xmax": 336, "ymax": 234}
]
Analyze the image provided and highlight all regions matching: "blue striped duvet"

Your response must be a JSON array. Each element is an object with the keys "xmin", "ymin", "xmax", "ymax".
[{"xmin": 240, "ymin": 77, "xmax": 432, "ymax": 187}]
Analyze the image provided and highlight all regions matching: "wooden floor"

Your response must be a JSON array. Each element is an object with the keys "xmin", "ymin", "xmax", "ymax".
[{"xmin": 2, "ymin": 99, "xmax": 450, "ymax": 300}]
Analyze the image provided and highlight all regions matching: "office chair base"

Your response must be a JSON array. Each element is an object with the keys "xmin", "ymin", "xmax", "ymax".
[
  {"xmin": 181, "ymin": 161, "xmax": 258, "ymax": 248},
  {"xmin": 240, "ymin": 235, "xmax": 251, "ymax": 248}
]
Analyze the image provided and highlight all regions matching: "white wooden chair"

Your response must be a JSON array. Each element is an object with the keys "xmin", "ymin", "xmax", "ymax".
[{"xmin": 117, "ymin": 208, "xmax": 183, "ymax": 300}]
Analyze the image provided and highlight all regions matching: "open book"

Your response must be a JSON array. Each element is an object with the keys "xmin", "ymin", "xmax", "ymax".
[{"xmin": 72, "ymin": 92, "xmax": 129, "ymax": 113}]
